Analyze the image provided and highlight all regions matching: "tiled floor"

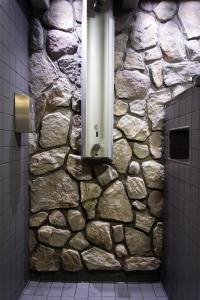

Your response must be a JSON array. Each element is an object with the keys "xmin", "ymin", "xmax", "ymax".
[{"xmin": 20, "ymin": 281, "xmax": 168, "ymax": 300}]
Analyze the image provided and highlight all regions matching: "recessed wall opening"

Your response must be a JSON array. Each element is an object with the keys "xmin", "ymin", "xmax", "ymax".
[{"xmin": 169, "ymin": 127, "xmax": 190, "ymax": 161}]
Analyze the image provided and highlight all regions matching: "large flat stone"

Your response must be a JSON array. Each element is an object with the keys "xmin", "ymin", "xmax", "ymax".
[
  {"xmin": 178, "ymin": 2, "xmax": 200, "ymax": 39},
  {"xmin": 31, "ymin": 245, "xmax": 60, "ymax": 271},
  {"xmin": 142, "ymin": 161, "xmax": 164, "ymax": 189},
  {"xmin": 80, "ymin": 182, "xmax": 102, "ymax": 201},
  {"xmin": 67, "ymin": 210, "xmax": 85, "ymax": 232},
  {"xmin": 125, "ymin": 227, "xmax": 151, "ymax": 256},
  {"xmin": 153, "ymin": 1, "xmax": 177, "ymax": 22},
  {"xmin": 86, "ymin": 221, "xmax": 112, "ymax": 251},
  {"xmin": 135, "ymin": 212, "xmax": 155, "ymax": 233},
  {"xmin": 113, "ymin": 139, "xmax": 132, "ymax": 174},
  {"xmin": 61, "ymin": 249, "xmax": 83, "ymax": 272},
  {"xmin": 124, "ymin": 257, "xmax": 161, "ymax": 271},
  {"xmin": 38, "ymin": 225, "xmax": 71, "ymax": 247},
  {"xmin": 126, "ymin": 176, "xmax": 147, "ymax": 200}
]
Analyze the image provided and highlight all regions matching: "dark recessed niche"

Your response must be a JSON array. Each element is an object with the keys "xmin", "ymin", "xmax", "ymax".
[{"xmin": 169, "ymin": 127, "xmax": 190, "ymax": 161}]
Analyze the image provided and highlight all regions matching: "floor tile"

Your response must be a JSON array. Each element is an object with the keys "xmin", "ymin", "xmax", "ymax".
[
  {"xmin": 33, "ymin": 297, "xmax": 47, "ymax": 300},
  {"xmin": 34, "ymin": 288, "xmax": 50, "ymax": 296},
  {"xmin": 23, "ymin": 287, "xmax": 37, "ymax": 295},
  {"xmin": 20, "ymin": 296, "xmax": 34, "ymax": 300},
  {"xmin": 62, "ymin": 287, "xmax": 76, "ymax": 297},
  {"xmin": 48, "ymin": 287, "xmax": 63, "ymax": 297}
]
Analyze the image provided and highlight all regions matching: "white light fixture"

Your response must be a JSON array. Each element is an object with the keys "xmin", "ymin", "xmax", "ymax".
[{"xmin": 82, "ymin": 0, "xmax": 114, "ymax": 161}]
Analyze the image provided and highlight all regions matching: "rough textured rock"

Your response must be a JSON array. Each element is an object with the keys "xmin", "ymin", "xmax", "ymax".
[
  {"xmin": 114, "ymin": 100, "xmax": 128, "ymax": 116},
  {"xmin": 61, "ymin": 249, "xmax": 83, "ymax": 272},
  {"xmin": 148, "ymin": 191, "xmax": 164, "ymax": 218},
  {"xmin": 49, "ymin": 210, "xmax": 67, "ymax": 227},
  {"xmin": 147, "ymin": 89, "xmax": 171, "ymax": 130},
  {"xmin": 82, "ymin": 247, "xmax": 121, "ymax": 270},
  {"xmin": 124, "ymin": 48, "xmax": 145, "ymax": 71},
  {"xmin": 35, "ymin": 94, "xmax": 47, "ymax": 130},
  {"xmin": 142, "ymin": 161, "xmax": 164, "ymax": 189},
  {"xmin": 39, "ymin": 111, "xmax": 71, "ymax": 148},
  {"xmin": 67, "ymin": 210, "xmax": 85, "ymax": 232},
  {"xmin": 43, "ymin": 0, "xmax": 74, "ymax": 32},
  {"xmin": 124, "ymin": 257, "xmax": 161, "ymax": 271},
  {"xmin": 30, "ymin": 18, "xmax": 44, "ymax": 51},
  {"xmin": 31, "ymin": 245, "xmax": 60, "ymax": 271},
  {"xmin": 132, "ymin": 200, "xmax": 146, "ymax": 211},
  {"xmin": 69, "ymin": 232, "xmax": 89, "ymax": 251},
  {"xmin": 81, "ymin": 182, "xmax": 102, "ymax": 202},
  {"xmin": 113, "ymin": 139, "xmax": 132, "ymax": 174},
  {"xmin": 160, "ymin": 21, "xmax": 186, "ymax": 62},
  {"xmin": 133, "ymin": 143, "xmax": 149, "ymax": 159},
  {"xmin": 86, "ymin": 221, "xmax": 112, "ymax": 251},
  {"xmin": 29, "ymin": 52, "xmax": 58, "ymax": 97},
  {"xmin": 186, "ymin": 40, "xmax": 200, "ymax": 61},
  {"xmin": 38, "ymin": 225, "xmax": 71, "ymax": 247},
  {"xmin": 112, "ymin": 225, "xmax": 124, "ymax": 243},
  {"xmin": 115, "ymin": 70, "xmax": 150, "ymax": 99},
  {"xmin": 113, "ymin": 129, "xmax": 123, "ymax": 140},
  {"xmin": 125, "ymin": 227, "xmax": 151, "ymax": 256},
  {"xmin": 30, "ymin": 146, "xmax": 69, "ymax": 175},
  {"xmin": 115, "ymin": 244, "xmax": 128, "ymax": 258},
  {"xmin": 29, "ymin": 230, "xmax": 37, "ymax": 252},
  {"xmin": 140, "ymin": 1, "xmax": 153, "ymax": 12},
  {"xmin": 153, "ymin": 223, "xmax": 163, "ymax": 257},
  {"xmin": 72, "ymin": 89, "xmax": 81, "ymax": 112},
  {"xmin": 47, "ymin": 77, "xmax": 73, "ymax": 108},
  {"xmin": 130, "ymin": 12, "xmax": 158, "ymax": 50},
  {"xmin": 67, "ymin": 154, "xmax": 92, "ymax": 181},
  {"xmin": 171, "ymin": 83, "xmax": 193, "ymax": 98},
  {"xmin": 74, "ymin": 0, "xmax": 82, "ymax": 23},
  {"xmin": 29, "ymin": 212, "xmax": 48, "ymax": 228},
  {"xmin": 82, "ymin": 200, "xmax": 97, "ymax": 220},
  {"xmin": 153, "ymin": 1, "xmax": 177, "ymax": 22},
  {"xmin": 94, "ymin": 165, "xmax": 118, "ymax": 186},
  {"xmin": 70, "ymin": 115, "xmax": 81, "ymax": 151},
  {"xmin": 58, "ymin": 53, "xmax": 81, "ymax": 86},
  {"xmin": 115, "ymin": 33, "xmax": 128, "ymax": 70},
  {"xmin": 135, "ymin": 212, "xmax": 155, "ymax": 233},
  {"xmin": 149, "ymin": 61, "xmax": 163, "ymax": 88},
  {"xmin": 31, "ymin": 170, "xmax": 79, "ymax": 213},
  {"xmin": 144, "ymin": 46, "xmax": 162, "ymax": 62},
  {"xmin": 149, "ymin": 132, "xmax": 163, "ymax": 159},
  {"xmin": 163, "ymin": 61, "xmax": 200, "ymax": 87},
  {"xmin": 178, "ymin": 2, "xmax": 200, "ymax": 39},
  {"xmin": 128, "ymin": 161, "xmax": 140, "ymax": 175},
  {"xmin": 126, "ymin": 177, "xmax": 147, "ymax": 200},
  {"xmin": 29, "ymin": 133, "xmax": 38, "ymax": 155},
  {"xmin": 98, "ymin": 181, "xmax": 133, "ymax": 223},
  {"xmin": 47, "ymin": 30, "xmax": 78, "ymax": 60},
  {"xmin": 117, "ymin": 115, "xmax": 150, "ymax": 141},
  {"xmin": 129, "ymin": 99, "xmax": 146, "ymax": 117}
]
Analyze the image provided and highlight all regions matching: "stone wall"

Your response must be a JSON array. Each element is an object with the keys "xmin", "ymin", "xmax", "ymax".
[{"xmin": 29, "ymin": 0, "xmax": 200, "ymax": 273}]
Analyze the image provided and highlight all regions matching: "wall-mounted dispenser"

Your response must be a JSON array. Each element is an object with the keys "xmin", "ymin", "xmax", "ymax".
[{"xmin": 15, "ymin": 93, "xmax": 35, "ymax": 133}]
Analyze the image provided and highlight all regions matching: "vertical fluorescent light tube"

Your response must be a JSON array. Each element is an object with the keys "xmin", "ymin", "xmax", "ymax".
[{"xmin": 82, "ymin": 0, "xmax": 114, "ymax": 160}]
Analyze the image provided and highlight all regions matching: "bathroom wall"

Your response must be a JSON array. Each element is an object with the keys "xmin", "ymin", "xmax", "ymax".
[
  {"xmin": 0, "ymin": 0, "xmax": 29, "ymax": 299},
  {"xmin": 29, "ymin": 0, "xmax": 200, "ymax": 274}
]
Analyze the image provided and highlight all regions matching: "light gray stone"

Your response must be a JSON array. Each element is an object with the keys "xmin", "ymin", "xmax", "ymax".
[
  {"xmin": 82, "ymin": 199, "xmax": 97, "ymax": 220},
  {"xmin": 31, "ymin": 245, "xmax": 60, "ymax": 271},
  {"xmin": 125, "ymin": 227, "xmax": 151, "ymax": 256},
  {"xmin": 29, "ymin": 230, "xmax": 37, "ymax": 252},
  {"xmin": 124, "ymin": 48, "xmax": 145, "ymax": 71},
  {"xmin": 163, "ymin": 61, "xmax": 200, "ymax": 87},
  {"xmin": 126, "ymin": 176, "xmax": 147, "ymax": 200},
  {"xmin": 142, "ymin": 161, "xmax": 164, "ymax": 189},
  {"xmin": 140, "ymin": 1, "xmax": 153, "ymax": 12},
  {"xmin": 81, "ymin": 247, "xmax": 121, "ymax": 270},
  {"xmin": 186, "ymin": 40, "xmax": 200, "ymax": 61},
  {"xmin": 72, "ymin": 89, "xmax": 81, "ymax": 112},
  {"xmin": 115, "ymin": 33, "xmax": 128, "ymax": 70},
  {"xmin": 61, "ymin": 249, "xmax": 83, "ymax": 272},
  {"xmin": 49, "ymin": 210, "xmax": 67, "ymax": 227},
  {"xmin": 112, "ymin": 225, "xmax": 124, "ymax": 243},
  {"xmin": 81, "ymin": 182, "xmax": 102, "ymax": 202},
  {"xmin": 128, "ymin": 161, "xmax": 140, "ymax": 175},
  {"xmin": 148, "ymin": 191, "xmax": 164, "ymax": 218},
  {"xmin": 74, "ymin": 0, "xmax": 82, "ymax": 23},
  {"xmin": 144, "ymin": 46, "xmax": 162, "ymax": 62},
  {"xmin": 67, "ymin": 210, "xmax": 85, "ymax": 232},
  {"xmin": 58, "ymin": 53, "xmax": 81, "ymax": 86},
  {"xmin": 153, "ymin": 222, "xmax": 163, "ymax": 257},
  {"xmin": 30, "ymin": 146, "xmax": 69, "ymax": 176},
  {"xmin": 98, "ymin": 181, "xmax": 133, "ymax": 223},
  {"xmin": 94, "ymin": 164, "xmax": 118, "ymax": 186},
  {"xmin": 115, "ymin": 244, "xmax": 128, "ymax": 258},
  {"xmin": 47, "ymin": 30, "xmax": 78, "ymax": 60},
  {"xmin": 29, "ymin": 52, "xmax": 58, "ymax": 97},
  {"xmin": 30, "ymin": 18, "xmax": 44, "ymax": 51},
  {"xmin": 149, "ymin": 61, "xmax": 163, "ymax": 88},
  {"xmin": 69, "ymin": 232, "xmax": 89, "ymax": 251},
  {"xmin": 132, "ymin": 200, "xmax": 146, "ymax": 211},
  {"xmin": 178, "ymin": 2, "xmax": 200, "ymax": 39},
  {"xmin": 39, "ymin": 111, "xmax": 71, "ymax": 148},
  {"xmin": 70, "ymin": 115, "xmax": 81, "ymax": 151},
  {"xmin": 153, "ymin": 1, "xmax": 177, "ymax": 22},
  {"xmin": 67, "ymin": 154, "xmax": 92, "ymax": 181},
  {"xmin": 124, "ymin": 257, "xmax": 161, "ymax": 271},
  {"xmin": 135, "ymin": 212, "xmax": 155, "ymax": 233},
  {"xmin": 159, "ymin": 21, "xmax": 186, "ymax": 62},
  {"xmin": 29, "ymin": 212, "xmax": 48, "ymax": 228},
  {"xmin": 133, "ymin": 143, "xmax": 149, "ymax": 159},
  {"xmin": 113, "ymin": 129, "xmax": 123, "ymax": 140},
  {"xmin": 29, "ymin": 133, "xmax": 38, "ymax": 155},
  {"xmin": 38, "ymin": 225, "xmax": 71, "ymax": 247},
  {"xmin": 149, "ymin": 132, "xmax": 163, "ymax": 159},
  {"xmin": 86, "ymin": 221, "xmax": 112, "ymax": 251},
  {"xmin": 117, "ymin": 115, "xmax": 150, "ymax": 141},
  {"xmin": 31, "ymin": 170, "xmax": 79, "ymax": 213},
  {"xmin": 43, "ymin": 0, "xmax": 74, "ymax": 32},
  {"xmin": 129, "ymin": 99, "xmax": 146, "ymax": 117},
  {"xmin": 171, "ymin": 83, "xmax": 193, "ymax": 98},
  {"xmin": 47, "ymin": 77, "xmax": 73, "ymax": 108},
  {"xmin": 113, "ymin": 139, "xmax": 132, "ymax": 174},
  {"xmin": 114, "ymin": 100, "xmax": 128, "ymax": 116},
  {"xmin": 115, "ymin": 70, "xmax": 150, "ymax": 99},
  {"xmin": 130, "ymin": 12, "xmax": 158, "ymax": 50},
  {"xmin": 35, "ymin": 93, "xmax": 47, "ymax": 130}
]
